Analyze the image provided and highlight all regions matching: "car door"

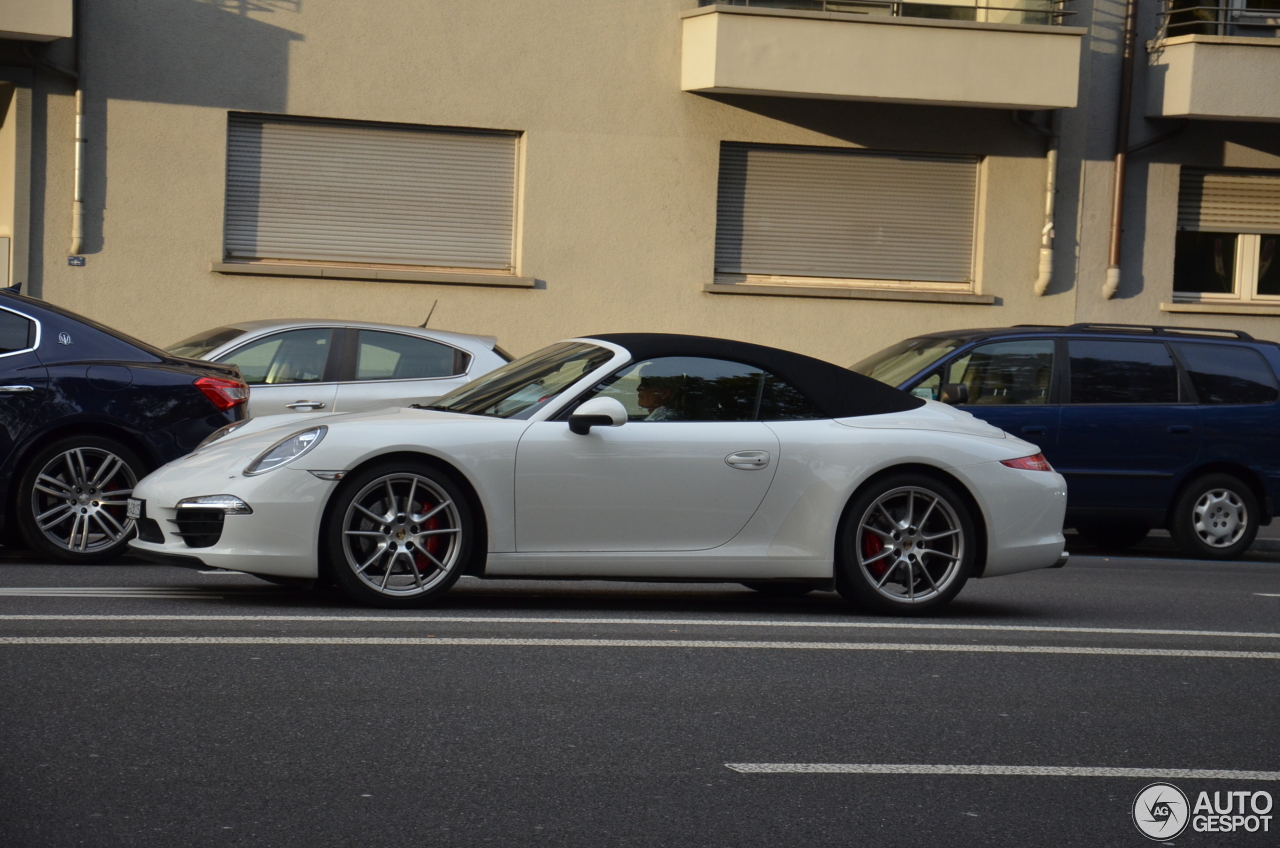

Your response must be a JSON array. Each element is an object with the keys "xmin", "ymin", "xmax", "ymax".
[
  {"xmin": 514, "ymin": 356, "xmax": 781, "ymax": 553},
  {"xmin": 214, "ymin": 327, "xmax": 340, "ymax": 417},
  {"xmin": 0, "ymin": 307, "xmax": 48, "ymax": 468},
  {"xmin": 333, "ymin": 329, "xmax": 471, "ymax": 412},
  {"xmin": 930, "ymin": 338, "xmax": 1061, "ymax": 449},
  {"xmin": 1056, "ymin": 338, "xmax": 1201, "ymax": 512}
]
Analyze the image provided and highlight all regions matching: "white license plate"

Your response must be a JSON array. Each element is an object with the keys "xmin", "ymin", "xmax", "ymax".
[{"xmin": 126, "ymin": 499, "xmax": 143, "ymax": 520}]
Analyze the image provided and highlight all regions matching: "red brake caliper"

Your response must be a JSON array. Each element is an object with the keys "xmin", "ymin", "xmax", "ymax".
[
  {"xmin": 862, "ymin": 532, "xmax": 887, "ymax": 576},
  {"xmin": 412, "ymin": 499, "xmax": 440, "ymax": 573}
]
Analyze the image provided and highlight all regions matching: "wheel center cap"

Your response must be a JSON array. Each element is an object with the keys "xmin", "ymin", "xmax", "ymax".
[{"xmin": 395, "ymin": 529, "xmax": 406, "ymax": 541}]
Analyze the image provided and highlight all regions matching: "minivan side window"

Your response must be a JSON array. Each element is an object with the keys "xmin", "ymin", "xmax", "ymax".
[
  {"xmin": 946, "ymin": 340, "xmax": 1054, "ymax": 406},
  {"xmin": 1068, "ymin": 340, "xmax": 1180, "ymax": 404},
  {"xmin": 1176, "ymin": 343, "xmax": 1280, "ymax": 405}
]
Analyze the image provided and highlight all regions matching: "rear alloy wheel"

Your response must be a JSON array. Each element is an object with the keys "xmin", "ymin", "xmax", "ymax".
[
  {"xmin": 1073, "ymin": 521, "xmax": 1149, "ymax": 552},
  {"xmin": 17, "ymin": 436, "xmax": 145, "ymax": 564},
  {"xmin": 836, "ymin": 474, "xmax": 976, "ymax": 615},
  {"xmin": 327, "ymin": 462, "xmax": 473, "ymax": 608},
  {"xmin": 1170, "ymin": 474, "xmax": 1258, "ymax": 561}
]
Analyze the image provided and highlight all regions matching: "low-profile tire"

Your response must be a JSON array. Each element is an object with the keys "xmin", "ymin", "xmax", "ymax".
[
  {"xmin": 741, "ymin": 582, "xmax": 815, "ymax": 598},
  {"xmin": 1169, "ymin": 473, "xmax": 1259, "ymax": 561},
  {"xmin": 835, "ymin": 472, "xmax": 977, "ymax": 615},
  {"xmin": 16, "ymin": 435, "xmax": 146, "ymax": 565},
  {"xmin": 325, "ymin": 460, "xmax": 473, "ymax": 608},
  {"xmin": 1073, "ymin": 520, "xmax": 1149, "ymax": 552}
]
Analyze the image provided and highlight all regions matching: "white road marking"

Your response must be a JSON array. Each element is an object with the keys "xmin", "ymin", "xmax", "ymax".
[
  {"xmin": 0, "ymin": 636, "xmax": 1278, "ymax": 659},
  {"xmin": 1257, "ymin": 593, "xmax": 1280, "ymax": 597},
  {"xmin": 0, "ymin": 594, "xmax": 225, "ymax": 602},
  {"xmin": 0, "ymin": 613, "xmax": 1275, "ymax": 641},
  {"xmin": 725, "ymin": 764, "xmax": 1280, "ymax": 780}
]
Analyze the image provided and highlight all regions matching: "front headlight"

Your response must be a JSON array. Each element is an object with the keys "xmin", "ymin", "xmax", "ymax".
[
  {"xmin": 244, "ymin": 426, "xmax": 327, "ymax": 476},
  {"xmin": 197, "ymin": 420, "xmax": 249, "ymax": 450}
]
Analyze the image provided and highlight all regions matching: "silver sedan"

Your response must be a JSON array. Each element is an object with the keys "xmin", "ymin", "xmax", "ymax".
[{"xmin": 167, "ymin": 319, "xmax": 511, "ymax": 417}]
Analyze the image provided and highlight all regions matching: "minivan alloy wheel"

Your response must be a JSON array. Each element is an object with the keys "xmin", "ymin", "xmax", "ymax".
[
  {"xmin": 1193, "ymin": 488, "xmax": 1247, "ymax": 548},
  {"xmin": 30, "ymin": 446, "xmax": 137, "ymax": 554}
]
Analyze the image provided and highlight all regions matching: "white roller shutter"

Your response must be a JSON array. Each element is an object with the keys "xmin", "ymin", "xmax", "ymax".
[
  {"xmin": 715, "ymin": 144, "xmax": 978, "ymax": 284},
  {"xmin": 1178, "ymin": 169, "xmax": 1280, "ymax": 235},
  {"xmin": 225, "ymin": 114, "xmax": 518, "ymax": 270}
]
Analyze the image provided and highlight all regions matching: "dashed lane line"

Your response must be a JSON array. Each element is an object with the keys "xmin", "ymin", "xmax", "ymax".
[
  {"xmin": 1, "ymin": 636, "xmax": 1279, "ymax": 659},
  {"xmin": 725, "ymin": 764, "xmax": 1280, "ymax": 780},
  {"xmin": 0, "ymin": 614, "xmax": 1276, "ymax": 641}
]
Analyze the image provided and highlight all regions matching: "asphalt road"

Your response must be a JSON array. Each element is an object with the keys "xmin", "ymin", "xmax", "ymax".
[{"xmin": 1, "ymin": 542, "xmax": 1278, "ymax": 847}]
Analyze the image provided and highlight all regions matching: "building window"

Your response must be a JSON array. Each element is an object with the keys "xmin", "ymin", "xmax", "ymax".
[
  {"xmin": 1174, "ymin": 169, "xmax": 1280, "ymax": 305},
  {"xmin": 224, "ymin": 114, "xmax": 519, "ymax": 273},
  {"xmin": 713, "ymin": 143, "xmax": 979, "ymax": 291}
]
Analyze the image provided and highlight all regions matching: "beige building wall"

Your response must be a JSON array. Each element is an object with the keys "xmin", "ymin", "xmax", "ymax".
[{"xmin": 22, "ymin": 0, "xmax": 1280, "ymax": 362}]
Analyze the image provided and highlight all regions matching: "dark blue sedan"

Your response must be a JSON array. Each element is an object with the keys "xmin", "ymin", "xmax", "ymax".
[
  {"xmin": 0, "ymin": 292, "xmax": 248, "ymax": 564},
  {"xmin": 852, "ymin": 323, "xmax": 1280, "ymax": 560}
]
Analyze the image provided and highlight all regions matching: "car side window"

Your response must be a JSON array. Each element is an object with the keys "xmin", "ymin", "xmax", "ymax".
[
  {"xmin": 946, "ymin": 340, "xmax": 1054, "ymax": 405},
  {"xmin": 1175, "ymin": 343, "xmax": 1280, "ymax": 405},
  {"xmin": 217, "ymin": 328, "xmax": 334, "ymax": 385},
  {"xmin": 1068, "ymin": 340, "xmax": 1180, "ymax": 404},
  {"xmin": 588, "ymin": 356, "xmax": 821, "ymax": 422},
  {"xmin": 0, "ymin": 310, "xmax": 34, "ymax": 354},
  {"xmin": 355, "ymin": 330, "xmax": 464, "ymax": 381}
]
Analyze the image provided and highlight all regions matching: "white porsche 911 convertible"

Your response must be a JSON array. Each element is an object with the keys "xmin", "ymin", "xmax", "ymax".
[{"xmin": 128, "ymin": 334, "xmax": 1067, "ymax": 613}]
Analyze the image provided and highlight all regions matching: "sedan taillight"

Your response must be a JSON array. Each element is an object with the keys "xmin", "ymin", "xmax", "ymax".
[
  {"xmin": 195, "ymin": 376, "xmax": 249, "ymax": 411},
  {"xmin": 1001, "ymin": 453, "xmax": 1054, "ymax": 472}
]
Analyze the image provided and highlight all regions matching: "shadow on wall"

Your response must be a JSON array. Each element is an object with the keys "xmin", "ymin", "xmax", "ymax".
[
  {"xmin": 700, "ymin": 93, "xmax": 1046, "ymax": 158},
  {"xmin": 71, "ymin": 0, "xmax": 302, "ymax": 256}
]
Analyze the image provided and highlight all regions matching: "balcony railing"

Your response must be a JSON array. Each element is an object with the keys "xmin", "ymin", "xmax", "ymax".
[
  {"xmin": 1157, "ymin": 0, "xmax": 1280, "ymax": 38},
  {"xmin": 699, "ymin": 0, "xmax": 1074, "ymax": 26}
]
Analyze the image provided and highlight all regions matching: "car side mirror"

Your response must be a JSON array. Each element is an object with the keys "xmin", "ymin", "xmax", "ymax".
[
  {"xmin": 939, "ymin": 383, "xmax": 969, "ymax": 406},
  {"xmin": 569, "ymin": 397, "xmax": 628, "ymax": 435}
]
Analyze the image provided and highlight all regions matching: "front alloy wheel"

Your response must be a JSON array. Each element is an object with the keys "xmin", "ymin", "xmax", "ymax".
[
  {"xmin": 17, "ymin": 436, "xmax": 144, "ymax": 564},
  {"xmin": 328, "ymin": 463, "xmax": 472, "ymax": 607},
  {"xmin": 837, "ymin": 474, "xmax": 976, "ymax": 615}
]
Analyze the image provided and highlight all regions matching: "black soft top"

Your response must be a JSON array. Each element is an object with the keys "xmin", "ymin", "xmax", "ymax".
[{"xmin": 587, "ymin": 333, "xmax": 923, "ymax": 419}]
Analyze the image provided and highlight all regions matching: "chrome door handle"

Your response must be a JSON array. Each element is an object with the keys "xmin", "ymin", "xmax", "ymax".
[
  {"xmin": 0, "ymin": 385, "xmax": 34, "ymax": 393},
  {"xmin": 285, "ymin": 401, "xmax": 326, "ymax": 410},
  {"xmin": 725, "ymin": 450, "xmax": 770, "ymax": 470}
]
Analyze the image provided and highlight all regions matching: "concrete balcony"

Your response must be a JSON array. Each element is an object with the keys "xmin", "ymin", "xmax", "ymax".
[
  {"xmin": 681, "ymin": 4, "xmax": 1084, "ymax": 110},
  {"xmin": 0, "ymin": 0, "xmax": 72, "ymax": 41},
  {"xmin": 1147, "ymin": 35, "xmax": 1280, "ymax": 121}
]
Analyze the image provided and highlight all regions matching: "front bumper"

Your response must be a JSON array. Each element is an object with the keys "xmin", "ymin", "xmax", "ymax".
[{"xmin": 128, "ymin": 461, "xmax": 336, "ymax": 579}]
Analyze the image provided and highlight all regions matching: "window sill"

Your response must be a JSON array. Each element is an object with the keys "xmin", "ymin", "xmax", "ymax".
[
  {"xmin": 704, "ymin": 282, "xmax": 996, "ymax": 305},
  {"xmin": 211, "ymin": 261, "xmax": 537, "ymax": 288},
  {"xmin": 1161, "ymin": 301, "xmax": 1280, "ymax": 316}
]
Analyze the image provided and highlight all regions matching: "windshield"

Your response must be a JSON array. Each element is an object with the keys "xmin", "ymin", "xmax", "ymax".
[
  {"xmin": 427, "ymin": 341, "xmax": 615, "ymax": 419},
  {"xmin": 850, "ymin": 337, "xmax": 965, "ymax": 387},
  {"xmin": 167, "ymin": 326, "xmax": 246, "ymax": 359}
]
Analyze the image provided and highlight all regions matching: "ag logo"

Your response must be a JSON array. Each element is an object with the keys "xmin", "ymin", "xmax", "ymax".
[
  {"xmin": 1134, "ymin": 783, "xmax": 1189, "ymax": 840},
  {"xmin": 57, "ymin": 332, "xmax": 72, "ymax": 346}
]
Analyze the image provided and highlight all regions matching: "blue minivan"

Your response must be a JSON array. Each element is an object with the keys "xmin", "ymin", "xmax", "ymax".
[{"xmin": 852, "ymin": 324, "xmax": 1280, "ymax": 560}]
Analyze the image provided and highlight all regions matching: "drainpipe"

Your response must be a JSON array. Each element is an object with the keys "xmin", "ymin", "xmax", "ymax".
[
  {"xmin": 70, "ymin": 0, "xmax": 85, "ymax": 256},
  {"xmin": 1014, "ymin": 111, "xmax": 1059, "ymax": 296},
  {"xmin": 1035, "ymin": 111, "xmax": 1059, "ymax": 296},
  {"xmin": 1103, "ymin": 0, "xmax": 1140, "ymax": 300}
]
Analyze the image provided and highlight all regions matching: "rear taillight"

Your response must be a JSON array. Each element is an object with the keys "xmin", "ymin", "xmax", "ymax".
[
  {"xmin": 1001, "ymin": 453, "xmax": 1054, "ymax": 472},
  {"xmin": 195, "ymin": 376, "xmax": 249, "ymax": 411}
]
